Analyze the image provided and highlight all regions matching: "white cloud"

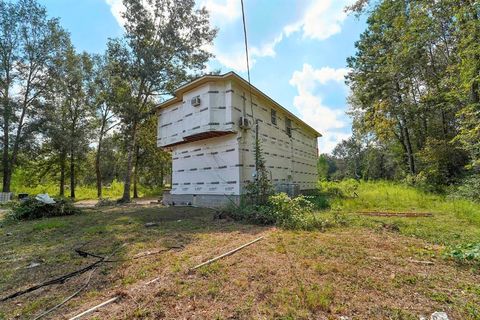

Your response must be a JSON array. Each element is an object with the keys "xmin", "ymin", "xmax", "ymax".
[
  {"xmin": 211, "ymin": 33, "xmax": 284, "ymax": 72},
  {"xmin": 284, "ymin": 0, "xmax": 355, "ymax": 41},
  {"xmin": 290, "ymin": 64, "xmax": 350, "ymax": 153},
  {"xmin": 199, "ymin": 0, "xmax": 241, "ymax": 26},
  {"xmin": 105, "ymin": 0, "xmax": 125, "ymax": 27}
]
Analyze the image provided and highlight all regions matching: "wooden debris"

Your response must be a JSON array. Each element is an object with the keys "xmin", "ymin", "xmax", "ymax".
[
  {"xmin": 191, "ymin": 236, "xmax": 264, "ymax": 271},
  {"xmin": 133, "ymin": 245, "xmax": 183, "ymax": 259},
  {"xmin": 360, "ymin": 211, "xmax": 433, "ymax": 217},
  {"xmin": 144, "ymin": 222, "xmax": 159, "ymax": 227},
  {"xmin": 68, "ymin": 296, "xmax": 119, "ymax": 320},
  {"xmin": 407, "ymin": 258, "xmax": 434, "ymax": 265}
]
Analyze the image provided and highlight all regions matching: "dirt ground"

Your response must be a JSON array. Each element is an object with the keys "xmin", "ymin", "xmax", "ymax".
[{"xmin": 0, "ymin": 205, "xmax": 479, "ymax": 319}]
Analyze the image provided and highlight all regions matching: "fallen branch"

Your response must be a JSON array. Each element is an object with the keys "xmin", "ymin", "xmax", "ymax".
[
  {"xmin": 408, "ymin": 258, "xmax": 434, "ymax": 265},
  {"xmin": 68, "ymin": 296, "xmax": 119, "ymax": 320},
  {"xmin": 191, "ymin": 236, "xmax": 264, "ymax": 271},
  {"xmin": 133, "ymin": 245, "xmax": 183, "ymax": 259}
]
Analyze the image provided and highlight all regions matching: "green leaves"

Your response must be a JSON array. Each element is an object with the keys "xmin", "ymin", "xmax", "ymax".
[{"xmin": 448, "ymin": 243, "xmax": 480, "ymax": 264}]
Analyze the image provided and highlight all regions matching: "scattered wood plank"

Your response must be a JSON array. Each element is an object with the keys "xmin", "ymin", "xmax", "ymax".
[
  {"xmin": 68, "ymin": 296, "xmax": 119, "ymax": 320},
  {"xmin": 359, "ymin": 211, "xmax": 433, "ymax": 217},
  {"xmin": 191, "ymin": 236, "xmax": 264, "ymax": 271},
  {"xmin": 407, "ymin": 258, "xmax": 434, "ymax": 265},
  {"xmin": 133, "ymin": 245, "xmax": 183, "ymax": 259}
]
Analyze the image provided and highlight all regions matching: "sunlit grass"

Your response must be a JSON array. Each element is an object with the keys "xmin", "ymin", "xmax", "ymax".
[
  {"xmin": 318, "ymin": 180, "xmax": 480, "ymax": 246},
  {"xmin": 9, "ymin": 179, "xmax": 162, "ymax": 200}
]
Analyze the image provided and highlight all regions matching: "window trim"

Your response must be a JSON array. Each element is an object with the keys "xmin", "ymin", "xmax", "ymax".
[{"xmin": 271, "ymin": 109, "xmax": 277, "ymax": 125}]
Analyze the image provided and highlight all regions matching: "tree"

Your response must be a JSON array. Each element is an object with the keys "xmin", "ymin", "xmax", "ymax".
[
  {"xmin": 107, "ymin": 0, "xmax": 216, "ymax": 202},
  {"xmin": 317, "ymin": 154, "xmax": 337, "ymax": 181},
  {"xmin": 90, "ymin": 55, "xmax": 118, "ymax": 198},
  {"xmin": 346, "ymin": 0, "xmax": 471, "ymax": 186},
  {"xmin": 41, "ymin": 45, "xmax": 95, "ymax": 198},
  {"xmin": 133, "ymin": 114, "xmax": 171, "ymax": 197},
  {"xmin": 0, "ymin": 0, "xmax": 68, "ymax": 192}
]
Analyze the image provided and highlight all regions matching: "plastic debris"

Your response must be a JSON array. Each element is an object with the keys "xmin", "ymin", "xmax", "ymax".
[{"xmin": 35, "ymin": 194, "xmax": 56, "ymax": 204}]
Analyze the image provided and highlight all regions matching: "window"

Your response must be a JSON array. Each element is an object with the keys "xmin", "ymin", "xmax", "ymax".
[
  {"xmin": 271, "ymin": 109, "xmax": 277, "ymax": 125},
  {"xmin": 285, "ymin": 118, "xmax": 292, "ymax": 137}
]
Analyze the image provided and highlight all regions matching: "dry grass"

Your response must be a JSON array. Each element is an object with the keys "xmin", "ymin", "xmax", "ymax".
[{"xmin": 0, "ymin": 205, "xmax": 479, "ymax": 319}]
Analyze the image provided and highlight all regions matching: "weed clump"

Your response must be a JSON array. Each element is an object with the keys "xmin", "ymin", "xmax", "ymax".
[
  {"xmin": 8, "ymin": 197, "xmax": 81, "ymax": 220},
  {"xmin": 447, "ymin": 243, "xmax": 480, "ymax": 265},
  {"xmin": 228, "ymin": 193, "xmax": 334, "ymax": 231}
]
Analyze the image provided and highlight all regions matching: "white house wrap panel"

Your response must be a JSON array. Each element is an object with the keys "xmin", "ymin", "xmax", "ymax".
[{"xmin": 157, "ymin": 72, "xmax": 321, "ymax": 206}]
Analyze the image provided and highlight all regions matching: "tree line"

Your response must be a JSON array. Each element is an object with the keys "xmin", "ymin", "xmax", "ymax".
[
  {"xmin": 320, "ymin": 0, "xmax": 480, "ymax": 199},
  {"xmin": 0, "ymin": 0, "xmax": 216, "ymax": 201}
]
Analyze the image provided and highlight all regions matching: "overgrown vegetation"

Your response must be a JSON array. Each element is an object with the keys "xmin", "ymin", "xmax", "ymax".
[
  {"xmin": 320, "ymin": 180, "xmax": 480, "ymax": 253},
  {"xmin": 317, "ymin": 0, "xmax": 480, "ymax": 203},
  {"xmin": 7, "ymin": 197, "xmax": 81, "ymax": 221}
]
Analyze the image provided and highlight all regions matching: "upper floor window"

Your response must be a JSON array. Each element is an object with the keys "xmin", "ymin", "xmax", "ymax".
[
  {"xmin": 271, "ymin": 109, "xmax": 277, "ymax": 125},
  {"xmin": 285, "ymin": 118, "xmax": 292, "ymax": 137}
]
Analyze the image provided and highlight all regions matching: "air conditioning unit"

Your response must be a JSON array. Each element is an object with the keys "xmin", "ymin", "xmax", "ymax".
[
  {"xmin": 191, "ymin": 96, "xmax": 201, "ymax": 107},
  {"xmin": 239, "ymin": 116, "xmax": 250, "ymax": 129}
]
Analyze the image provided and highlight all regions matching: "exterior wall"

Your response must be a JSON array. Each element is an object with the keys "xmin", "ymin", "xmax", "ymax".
[
  {"xmin": 158, "ymin": 75, "xmax": 319, "ymax": 207},
  {"xmin": 162, "ymin": 192, "xmax": 240, "ymax": 208},
  {"xmin": 157, "ymin": 81, "xmax": 235, "ymax": 148},
  {"xmin": 230, "ymin": 83, "xmax": 318, "ymax": 193},
  {"xmin": 170, "ymin": 134, "xmax": 241, "ymax": 196}
]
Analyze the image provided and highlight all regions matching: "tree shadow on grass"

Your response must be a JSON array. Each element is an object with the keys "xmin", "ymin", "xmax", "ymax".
[{"xmin": 0, "ymin": 205, "xmax": 268, "ymax": 318}]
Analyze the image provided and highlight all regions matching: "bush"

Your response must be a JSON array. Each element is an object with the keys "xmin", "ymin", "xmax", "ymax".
[
  {"xmin": 318, "ymin": 179, "xmax": 359, "ymax": 198},
  {"xmin": 8, "ymin": 197, "xmax": 81, "ymax": 220},
  {"xmin": 228, "ymin": 193, "xmax": 332, "ymax": 230},
  {"xmin": 447, "ymin": 243, "xmax": 480, "ymax": 265},
  {"xmin": 450, "ymin": 174, "xmax": 480, "ymax": 202}
]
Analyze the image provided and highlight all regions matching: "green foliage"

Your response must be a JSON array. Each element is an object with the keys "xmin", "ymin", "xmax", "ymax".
[
  {"xmin": 8, "ymin": 197, "xmax": 81, "ymax": 221},
  {"xmin": 324, "ymin": 180, "xmax": 480, "ymax": 246},
  {"xmin": 244, "ymin": 138, "xmax": 274, "ymax": 206},
  {"xmin": 229, "ymin": 193, "xmax": 332, "ymax": 231},
  {"xmin": 9, "ymin": 178, "xmax": 160, "ymax": 201},
  {"xmin": 448, "ymin": 243, "xmax": 480, "ymax": 265},
  {"xmin": 451, "ymin": 174, "xmax": 480, "ymax": 202},
  {"xmin": 318, "ymin": 179, "xmax": 359, "ymax": 198},
  {"xmin": 317, "ymin": 154, "xmax": 337, "ymax": 180},
  {"xmin": 346, "ymin": 0, "xmax": 478, "ymax": 189}
]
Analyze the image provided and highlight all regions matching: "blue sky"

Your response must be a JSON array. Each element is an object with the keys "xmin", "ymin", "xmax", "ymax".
[{"xmin": 39, "ymin": 0, "xmax": 365, "ymax": 153}]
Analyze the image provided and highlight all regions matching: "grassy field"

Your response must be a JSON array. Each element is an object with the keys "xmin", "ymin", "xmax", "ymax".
[
  {"xmin": 0, "ymin": 182, "xmax": 479, "ymax": 319},
  {"xmin": 8, "ymin": 179, "xmax": 162, "ymax": 201}
]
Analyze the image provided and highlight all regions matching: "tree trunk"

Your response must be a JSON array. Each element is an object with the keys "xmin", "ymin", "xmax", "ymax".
[
  {"xmin": 402, "ymin": 118, "xmax": 416, "ymax": 175},
  {"xmin": 133, "ymin": 144, "xmax": 139, "ymax": 199},
  {"xmin": 60, "ymin": 151, "xmax": 66, "ymax": 197},
  {"xmin": 70, "ymin": 148, "xmax": 75, "ymax": 199},
  {"xmin": 2, "ymin": 87, "xmax": 10, "ymax": 192},
  {"xmin": 160, "ymin": 163, "xmax": 164, "ymax": 188},
  {"xmin": 121, "ymin": 122, "xmax": 137, "ymax": 202},
  {"xmin": 95, "ymin": 134, "xmax": 104, "ymax": 199}
]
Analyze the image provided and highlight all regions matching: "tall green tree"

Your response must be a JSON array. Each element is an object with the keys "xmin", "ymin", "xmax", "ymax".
[
  {"xmin": 346, "ymin": 0, "xmax": 471, "ymax": 186},
  {"xmin": 107, "ymin": 0, "xmax": 216, "ymax": 202},
  {"xmin": 42, "ymin": 45, "xmax": 95, "ymax": 198},
  {"xmin": 0, "ymin": 0, "xmax": 68, "ymax": 192}
]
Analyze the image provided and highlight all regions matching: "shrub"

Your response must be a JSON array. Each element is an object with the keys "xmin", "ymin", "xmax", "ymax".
[
  {"xmin": 8, "ymin": 197, "xmax": 81, "ymax": 221},
  {"xmin": 268, "ymin": 193, "xmax": 315, "ymax": 229},
  {"xmin": 450, "ymin": 174, "xmax": 480, "ymax": 202},
  {"xmin": 228, "ymin": 193, "xmax": 332, "ymax": 230},
  {"xmin": 447, "ymin": 243, "xmax": 480, "ymax": 265},
  {"xmin": 318, "ymin": 179, "xmax": 359, "ymax": 198}
]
